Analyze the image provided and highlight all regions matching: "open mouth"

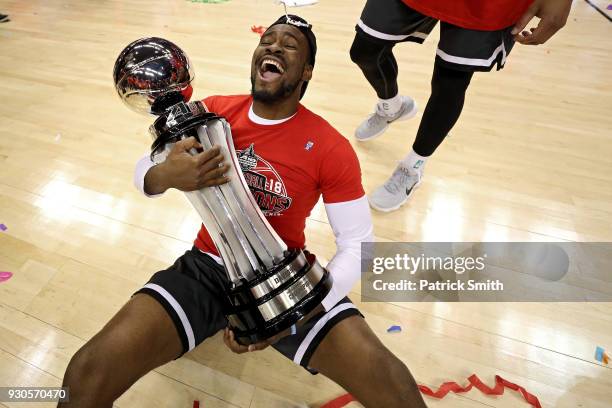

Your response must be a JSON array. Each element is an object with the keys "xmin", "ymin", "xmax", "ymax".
[{"xmin": 259, "ymin": 58, "xmax": 285, "ymax": 82}]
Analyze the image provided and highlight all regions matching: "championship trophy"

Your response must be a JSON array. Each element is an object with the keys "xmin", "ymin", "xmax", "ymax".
[{"xmin": 113, "ymin": 37, "xmax": 332, "ymax": 344}]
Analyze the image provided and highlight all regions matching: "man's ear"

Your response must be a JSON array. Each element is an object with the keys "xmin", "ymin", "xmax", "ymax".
[{"xmin": 302, "ymin": 64, "xmax": 313, "ymax": 82}]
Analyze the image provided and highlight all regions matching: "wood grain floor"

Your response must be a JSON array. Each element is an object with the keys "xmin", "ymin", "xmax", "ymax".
[{"xmin": 0, "ymin": 0, "xmax": 611, "ymax": 407}]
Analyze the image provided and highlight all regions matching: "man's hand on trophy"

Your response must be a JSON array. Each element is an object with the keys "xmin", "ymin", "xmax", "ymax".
[
  {"xmin": 144, "ymin": 137, "xmax": 231, "ymax": 195},
  {"xmin": 223, "ymin": 327, "xmax": 291, "ymax": 354},
  {"xmin": 223, "ymin": 305, "xmax": 326, "ymax": 353}
]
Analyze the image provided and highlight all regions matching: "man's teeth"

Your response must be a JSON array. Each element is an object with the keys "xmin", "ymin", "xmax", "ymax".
[{"xmin": 261, "ymin": 59, "xmax": 284, "ymax": 73}]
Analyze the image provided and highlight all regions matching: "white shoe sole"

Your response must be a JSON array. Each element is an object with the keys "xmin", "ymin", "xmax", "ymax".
[
  {"xmin": 368, "ymin": 180, "xmax": 422, "ymax": 213},
  {"xmin": 355, "ymin": 100, "xmax": 418, "ymax": 143}
]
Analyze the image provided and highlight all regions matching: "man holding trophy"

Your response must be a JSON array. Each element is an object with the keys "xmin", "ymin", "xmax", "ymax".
[{"xmin": 59, "ymin": 15, "xmax": 428, "ymax": 408}]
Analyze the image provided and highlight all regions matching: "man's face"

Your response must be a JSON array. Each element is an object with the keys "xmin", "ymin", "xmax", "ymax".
[{"xmin": 250, "ymin": 24, "xmax": 312, "ymax": 103}]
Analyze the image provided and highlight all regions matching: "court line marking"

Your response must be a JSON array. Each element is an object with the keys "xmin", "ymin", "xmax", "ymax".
[{"xmin": 583, "ymin": 0, "xmax": 612, "ymax": 22}]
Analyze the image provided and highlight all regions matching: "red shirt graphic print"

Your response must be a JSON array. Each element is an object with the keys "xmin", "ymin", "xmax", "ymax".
[
  {"xmin": 195, "ymin": 94, "xmax": 364, "ymax": 255},
  {"xmin": 237, "ymin": 143, "xmax": 292, "ymax": 216}
]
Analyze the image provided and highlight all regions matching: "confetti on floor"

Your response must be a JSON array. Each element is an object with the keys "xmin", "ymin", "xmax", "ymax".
[
  {"xmin": 193, "ymin": 400, "xmax": 199, "ymax": 408},
  {"xmin": 0, "ymin": 223, "xmax": 7, "ymax": 231},
  {"xmin": 387, "ymin": 325, "xmax": 402, "ymax": 333},
  {"xmin": 0, "ymin": 272, "xmax": 13, "ymax": 283},
  {"xmin": 595, "ymin": 346, "xmax": 604, "ymax": 361},
  {"xmin": 55, "ymin": 133, "xmax": 61, "ymax": 142},
  {"xmin": 607, "ymin": 4, "xmax": 612, "ymax": 10},
  {"xmin": 595, "ymin": 346, "xmax": 609, "ymax": 364},
  {"xmin": 322, "ymin": 374, "xmax": 542, "ymax": 408}
]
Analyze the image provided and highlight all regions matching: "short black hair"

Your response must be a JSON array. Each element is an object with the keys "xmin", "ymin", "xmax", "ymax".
[{"xmin": 264, "ymin": 14, "xmax": 316, "ymax": 99}]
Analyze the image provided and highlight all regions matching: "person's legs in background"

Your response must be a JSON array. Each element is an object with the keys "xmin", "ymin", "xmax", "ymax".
[
  {"xmin": 352, "ymin": 5, "xmax": 515, "ymax": 212},
  {"xmin": 368, "ymin": 62, "xmax": 473, "ymax": 212},
  {"xmin": 350, "ymin": 32, "xmax": 419, "ymax": 142},
  {"xmin": 349, "ymin": 0, "xmax": 437, "ymax": 143}
]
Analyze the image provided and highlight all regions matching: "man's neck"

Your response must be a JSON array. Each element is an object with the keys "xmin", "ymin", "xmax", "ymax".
[{"xmin": 252, "ymin": 98, "xmax": 299, "ymax": 120}]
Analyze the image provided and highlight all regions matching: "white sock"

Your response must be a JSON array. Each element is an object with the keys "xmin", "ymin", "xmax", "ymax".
[
  {"xmin": 377, "ymin": 94, "xmax": 403, "ymax": 115},
  {"xmin": 401, "ymin": 149, "xmax": 428, "ymax": 173}
]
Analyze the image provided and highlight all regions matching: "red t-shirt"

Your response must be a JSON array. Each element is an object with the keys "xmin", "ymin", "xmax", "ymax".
[
  {"xmin": 402, "ymin": 0, "xmax": 533, "ymax": 31},
  {"xmin": 195, "ymin": 95, "xmax": 364, "ymax": 255}
]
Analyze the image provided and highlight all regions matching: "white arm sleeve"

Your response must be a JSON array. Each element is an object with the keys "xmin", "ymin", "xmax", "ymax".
[
  {"xmin": 133, "ymin": 153, "xmax": 163, "ymax": 198},
  {"xmin": 321, "ymin": 195, "xmax": 374, "ymax": 311}
]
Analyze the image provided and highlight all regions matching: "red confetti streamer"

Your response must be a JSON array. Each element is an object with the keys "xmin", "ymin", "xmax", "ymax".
[
  {"xmin": 193, "ymin": 400, "xmax": 199, "ymax": 408},
  {"xmin": 321, "ymin": 374, "xmax": 542, "ymax": 408},
  {"xmin": 251, "ymin": 25, "xmax": 267, "ymax": 37},
  {"xmin": 320, "ymin": 393, "xmax": 355, "ymax": 408}
]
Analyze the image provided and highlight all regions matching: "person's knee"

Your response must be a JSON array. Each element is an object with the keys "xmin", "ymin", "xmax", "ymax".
[
  {"xmin": 349, "ymin": 36, "xmax": 366, "ymax": 65},
  {"xmin": 370, "ymin": 346, "xmax": 423, "ymax": 404},
  {"xmin": 372, "ymin": 346, "xmax": 407, "ymax": 379},
  {"xmin": 62, "ymin": 343, "xmax": 112, "ymax": 405},
  {"xmin": 350, "ymin": 34, "xmax": 382, "ymax": 66},
  {"xmin": 431, "ymin": 63, "xmax": 473, "ymax": 97},
  {"xmin": 66, "ymin": 344, "xmax": 96, "ymax": 381}
]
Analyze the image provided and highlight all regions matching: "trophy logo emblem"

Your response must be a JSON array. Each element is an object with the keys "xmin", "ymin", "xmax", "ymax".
[{"xmin": 238, "ymin": 144, "xmax": 258, "ymax": 172}]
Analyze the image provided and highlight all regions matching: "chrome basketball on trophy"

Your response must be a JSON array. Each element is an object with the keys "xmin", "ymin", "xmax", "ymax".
[{"xmin": 112, "ymin": 37, "xmax": 332, "ymax": 345}]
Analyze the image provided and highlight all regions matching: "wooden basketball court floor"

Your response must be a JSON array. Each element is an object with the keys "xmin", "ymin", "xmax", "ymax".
[{"xmin": 0, "ymin": 0, "xmax": 611, "ymax": 407}]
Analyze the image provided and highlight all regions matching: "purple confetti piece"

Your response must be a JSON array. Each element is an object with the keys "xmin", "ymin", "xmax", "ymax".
[
  {"xmin": 607, "ymin": 4, "xmax": 612, "ymax": 10},
  {"xmin": 0, "ymin": 272, "xmax": 13, "ymax": 283},
  {"xmin": 387, "ymin": 325, "xmax": 402, "ymax": 333},
  {"xmin": 0, "ymin": 224, "xmax": 6, "ymax": 231}
]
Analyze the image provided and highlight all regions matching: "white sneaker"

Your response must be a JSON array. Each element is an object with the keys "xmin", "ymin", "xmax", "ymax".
[
  {"xmin": 355, "ymin": 96, "xmax": 417, "ymax": 142},
  {"xmin": 368, "ymin": 164, "xmax": 422, "ymax": 212}
]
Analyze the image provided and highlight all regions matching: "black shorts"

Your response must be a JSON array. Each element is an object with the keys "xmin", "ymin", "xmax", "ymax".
[
  {"xmin": 135, "ymin": 247, "xmax": 362, "ymax": 373},
  {"xmin": 357, "ymin": 0, "xmax": 516, "ymax": 72}
]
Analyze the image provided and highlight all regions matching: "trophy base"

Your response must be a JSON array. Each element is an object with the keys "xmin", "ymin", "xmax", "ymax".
[{"xmin": 226, "ymin": 250, "xmax": 333, "ymax": 345}]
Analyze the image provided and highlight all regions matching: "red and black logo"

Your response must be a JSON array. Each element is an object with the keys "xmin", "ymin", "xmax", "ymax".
[{"xmin": 237, "ymin": 144, "xmax": 292, "ymax": 216}]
